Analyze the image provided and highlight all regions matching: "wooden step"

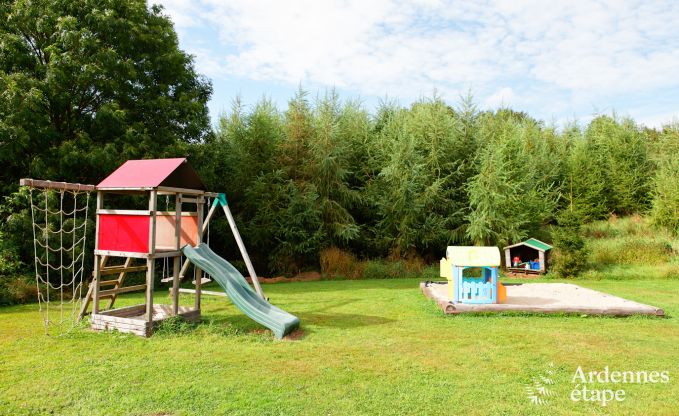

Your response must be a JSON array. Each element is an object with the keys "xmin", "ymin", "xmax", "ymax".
[
  {"xmin": 99, "ymin": 265, "xmax": 147, "ymax": 275},
  {"xmin": 98, "ymin": 279, "xmax": 122, "ymax": 287}
]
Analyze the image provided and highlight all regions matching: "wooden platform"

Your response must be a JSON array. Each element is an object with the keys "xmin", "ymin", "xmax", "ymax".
[
  {"xmin": 506, "ymin": 267, "xmax": 543, "ymax": 276},
  {"xmin": 90, "ymin": 304, "xmax": 200, "ymax": 337},
  {"xmin": 421, "ymin": 281, "xmax": 665, "ymax": 316}
]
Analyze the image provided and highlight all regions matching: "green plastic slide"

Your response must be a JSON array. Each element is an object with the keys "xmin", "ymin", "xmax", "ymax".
[{"xmin": 182, "ymin": 244, "xmax": 300, "ymax": 339}]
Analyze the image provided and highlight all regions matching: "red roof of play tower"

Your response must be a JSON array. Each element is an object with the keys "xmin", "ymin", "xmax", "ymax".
[{"xmin": 97, "ymin": 158, "xmax": 205, "ymax": 190}]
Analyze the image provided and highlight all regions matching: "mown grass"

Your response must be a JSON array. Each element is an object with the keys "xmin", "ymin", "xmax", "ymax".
[
  {"xmin": 1, "ymin": 277, "xmax": 678, "ymax": 416},
  {"xmin": 2, "ymin": 215, "xmax": 678, "ymax": 415}
]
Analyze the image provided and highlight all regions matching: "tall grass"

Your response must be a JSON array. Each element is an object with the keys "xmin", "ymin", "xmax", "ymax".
[
  {"xmin": 579, "ymin": 216, "xmax": 679, "ymax": 280},
  {"xmin": 319, "ymin": 247, "xmax": 438, "ymax": 280}
]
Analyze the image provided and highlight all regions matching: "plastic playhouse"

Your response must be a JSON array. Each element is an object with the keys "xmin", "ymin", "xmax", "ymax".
[{"xmin": 439, "ymin": 246, "xmax": 506, "ymax": 304}]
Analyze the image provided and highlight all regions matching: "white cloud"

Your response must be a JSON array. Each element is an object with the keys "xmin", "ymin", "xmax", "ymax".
[
  {"xmin": 636, "ymin": 111, "xmax": 679, "ymax": 129},
  {"xmin": 152, "ymin": 0, "xmax": 679, "ymax": 119},
  {"xmin": 484, "ymin": 87, "xmax": 515, "ymax": 109}
]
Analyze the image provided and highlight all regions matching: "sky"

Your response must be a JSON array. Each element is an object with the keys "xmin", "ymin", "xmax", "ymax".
[{"xmin": 152, "ymin": 0, "xmax": 679, "ymax": 128}]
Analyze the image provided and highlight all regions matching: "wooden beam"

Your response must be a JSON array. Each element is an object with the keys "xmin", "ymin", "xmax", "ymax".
[
  {"xmin": 94, "ymin": 250, "xmax": 148, "ymax": 259},
  {"xmin": 172, "ymin": 256, "xmax": 180, "ymax": 316},
  {"xmin": 178, "ymin": 196, "xmax": 204, "ymax": 204},
  {"xmin": 146, "ymin": 190, "xmax": 157, "ymax": 322},
  {"xmin": 19, "ymin": 178, "xmax": 95, "ymax": 192},
  {"xmin": 106, "ymin": 257, "xmax": 132, "ymax": 309},
  {"xmin": 99, "ymin": 265, "xmax": 147, "ymax": 275},
  {"xmin": 156, "ymin": 186, "xmax": 204, "ymax": 195},
  {"xmin": 221, "ymin": 203, "xmax": 265, "ymax": 299},
  {"xmin": 99, "ymin": 284, "xmax": 147, "ymax": 298},
  {"xmin": 78, "ymin": 255, "xmax": 108, "ymax": 320},
  {"xmin": 97, "ymin": 209, "xmax": 151, "ymax": 215},
  {"xmin": 92, "ymin": 191, "xmax": 104, "ymax": 314},
  {"xmin": 178, "ymin": 288, "xmax": 226, "ymax": 297},
  {"xmin": 195, "ymin": 198, "xmax": 204, "ymax": 311},
  {"xmin": 93, "ymin": 249, "xmax": 183, "ymax": 259},
  {"xmin": 539, "ymin": 250, "xmax": 546, "ymax": 272},
  {"xmin": 201, "ymin": 200, "xmax": 218, "ymax": 235},
  {"xmin": 96, "ymin": 187, "xmax": 154, "ymax": 191},
  {"xmin": 172, "ymin": 193, "xmax": 182, "ymax": 316}
]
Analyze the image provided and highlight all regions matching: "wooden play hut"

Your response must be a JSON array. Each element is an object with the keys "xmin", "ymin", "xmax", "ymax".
[
  {"xmin": 81, "ymin": 158, "xmax": 217, "ymax": 336},
  {"xmin": 504, "ymin": 238, "xmax": 552, "ymax": 275}
]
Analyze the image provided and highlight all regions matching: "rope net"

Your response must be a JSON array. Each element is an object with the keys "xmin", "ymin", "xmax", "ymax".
[{"xmin": 27, "ymin": 186, "xmax": 91, "ymax": 336}]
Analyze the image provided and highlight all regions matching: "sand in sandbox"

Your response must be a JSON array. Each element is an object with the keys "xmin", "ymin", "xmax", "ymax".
[{"xmin": 421, "ymin": 282, "xmax": 664, "ymax": 316}]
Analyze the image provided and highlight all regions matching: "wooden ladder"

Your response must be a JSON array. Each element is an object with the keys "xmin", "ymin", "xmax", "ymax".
[{"xmin": 78, "ymin": 257, "xmax": 148, "ymax": 320}]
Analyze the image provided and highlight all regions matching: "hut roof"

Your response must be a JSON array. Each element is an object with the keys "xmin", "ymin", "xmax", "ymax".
[
  {"xmin": 97, "ymin": 158, "xmax": 205, "ymax": 190},
  {"xmin": 504, "ymin": 238, "xmax": 552, "ymax": 252},
  {"xmin": 446, "ymin": 246, "xmax": 501, "ymax": 267}
]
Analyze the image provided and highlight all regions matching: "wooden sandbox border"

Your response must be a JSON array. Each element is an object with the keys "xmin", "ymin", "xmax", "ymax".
[
  {"xmin": 91, "ymin": 304, "xmax": 200, "ymax": 337},
  {"xmin": 420, "ymin": 281, "xmax": 665, "ymax": 317}
]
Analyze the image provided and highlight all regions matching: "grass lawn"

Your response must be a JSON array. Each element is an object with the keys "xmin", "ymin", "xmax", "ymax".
[{"xmin": 1, "ymin": 277, "xmax": 678, "ymax": 415}]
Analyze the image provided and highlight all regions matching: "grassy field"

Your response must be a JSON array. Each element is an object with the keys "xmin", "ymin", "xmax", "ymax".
[{"xmin": 1, "ymin": 276, "xmax": 677, "ymax": 416}]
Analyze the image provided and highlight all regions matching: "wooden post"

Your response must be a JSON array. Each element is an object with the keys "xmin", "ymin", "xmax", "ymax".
[
  {"xmin": 80, "ymin": 256, "xmax": 107, "ymax": 320},
  {"xmin": 195, "ymin": 198, "xmax": 204, "ymax": 311},
  {"xmin": 172, "ymin": 193, "xmax": 182, "ymax": 315},
  {"xmin": 221, "ymin": 202, "xmax": 265, "ymax": 299},
  {"xmin": 201, "ymin": 200, "xmax": 219, "ymax": 234},
  {"xmin": 175, "ymin": 194, "xmax": 182, "ymax": 249},
  {"xmin": 92, "ymin": 191, "xmax": 103, "ymax": 314},
  {"xmin": 539, "ymin": 250, "xmax": 546, "ymax": 272},
  {"xmin": 172, "ymin": 256, "xmax": 180, "ymax": 316},
  {"xmin": 146, "ymin": 190, "xmax": 157, "ymax": 322}
]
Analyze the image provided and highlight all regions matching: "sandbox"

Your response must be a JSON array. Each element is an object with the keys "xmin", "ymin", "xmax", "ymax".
[{"xmin": 421, "ymin": 281, "xmax": 664, "ymax": 316}]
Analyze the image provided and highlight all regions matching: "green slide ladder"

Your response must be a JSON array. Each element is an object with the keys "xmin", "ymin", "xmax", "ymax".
[{"xmin": 182, "ymin": 244, "xmax": 300, "ymax": 339}]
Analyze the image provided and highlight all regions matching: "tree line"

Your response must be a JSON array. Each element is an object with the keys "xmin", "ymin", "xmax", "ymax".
[
  {"xmin": 1, "ymin": 0, "xmax": 678, "ymax": 302},
  {"xmin": 191, "ymin": 91, "xmax": 678, "ymax": 275}
]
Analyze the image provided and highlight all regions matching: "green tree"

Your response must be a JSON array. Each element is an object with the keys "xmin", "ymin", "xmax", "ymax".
[
  {"xmin": 551, "ymin": 208, "xmax": 589, "ymax": 278},
  {"xmin": 0, "ymin": 0, "xmax": 212, "ymax": 194},
  {"xmin": 650, "ymin": 124, "xmax": 679, "ymax": 235},
  {"xmin": 466, "ymin": 116, "xmax": 559, "ymax": 246},
  {"xmin": 565, "ymin": 132, "xmax": 609, "ymax": 221},
  {"xmin": 308, "ymin": 91, "xmax": 361, "ymax": 246},
  {"xmin": 371, "ymin": 96, "xmax": 477, "ymax": 257},
  {"xmin": 583, "ymin": 116, "xmax": 651, "ymax": 215}
]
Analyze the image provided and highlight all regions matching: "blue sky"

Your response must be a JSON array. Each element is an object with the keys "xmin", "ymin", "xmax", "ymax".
[{"xmin": 153, "ymin": 0, "xmax": 679, "ymax": 128}]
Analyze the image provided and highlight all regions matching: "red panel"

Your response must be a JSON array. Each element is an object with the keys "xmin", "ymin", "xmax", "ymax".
[
  {"xmin": 97, "ymin": 158, "xmax": 186, "ymax": 188},
  {"xmin": 97, "ymin": 214, "xmax": 150, "ymax": 253}
]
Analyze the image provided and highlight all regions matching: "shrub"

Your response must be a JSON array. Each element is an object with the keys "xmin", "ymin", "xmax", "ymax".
[
  {"xmin": 360, "ymin": 259, "xmax": 429, "ymax": 279},
  {"xmin": 552, "ymin": 209, "xmax": 589, "ymax": 278},
  {"xmin": 320, "ymin": 247, "xmax": 363, "ymax": 279},
  {"xmin": 650, "ymin": 156, "xmax": 679, "ymax": 236},
  {"xmin": 0, "ymin": 277, "xmax": 37, "ymax": 305},
  {"xmin": 589, "ymin": 237, "xmax": 672, "ymax": 266}
]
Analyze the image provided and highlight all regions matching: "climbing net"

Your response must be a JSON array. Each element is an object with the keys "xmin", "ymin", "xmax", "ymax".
[{"xmin": 24, "ymin": 180, "xmax": 93, "ymax": 336}]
